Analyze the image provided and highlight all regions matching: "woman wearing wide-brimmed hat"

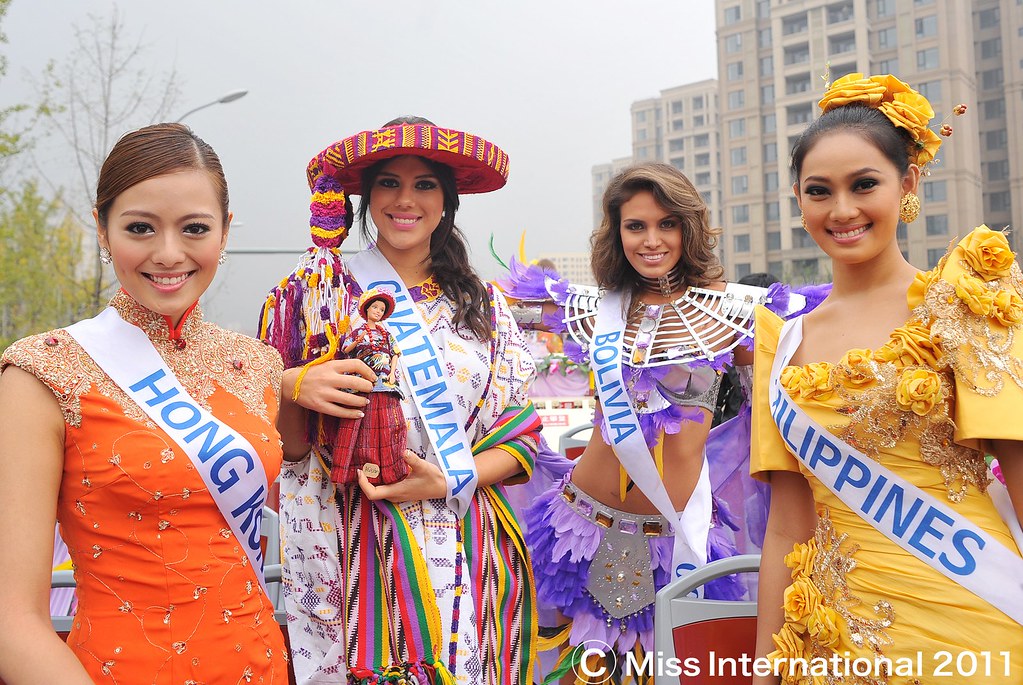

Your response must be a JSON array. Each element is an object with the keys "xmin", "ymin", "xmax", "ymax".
[{"xmin": 260, "ymin": 117, "xmax": 542, "ymax": 685}]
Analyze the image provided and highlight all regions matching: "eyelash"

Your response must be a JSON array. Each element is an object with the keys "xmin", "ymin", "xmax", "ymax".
[
  {"xmin": 376, "ymin": 178, "xmax": 438, "ymax": 191},
  {"xmin": 805, "ymin": 178, "xmax": 879, "ymax": 196},
  {"xmin": 124, "ymin": 222, "xmax": 212, "ymax": 235}
]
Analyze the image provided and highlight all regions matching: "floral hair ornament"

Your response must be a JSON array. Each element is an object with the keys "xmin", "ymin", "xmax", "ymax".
[{"xmin": 818, "ymin": 73, "xmax": 966, "ymax": 169}]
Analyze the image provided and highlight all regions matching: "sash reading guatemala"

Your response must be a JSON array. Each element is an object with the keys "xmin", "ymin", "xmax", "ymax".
[
  {"xmin": 770, "ymin": 316, "xmax": 1023, "ymax": 625},
  {"xmin": 348, "ymin": 247, "xmax": 478, "ymax": 518},
  {"xmin": 66, "ymin": 308, "xmax": 269, "ymax": 591},
  {"xmin": 592, "ymin": 290, "xmax": 709, "ymax": 586}
]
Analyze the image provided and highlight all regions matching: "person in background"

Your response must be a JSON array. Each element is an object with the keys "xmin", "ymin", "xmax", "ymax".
[
  {"xmin": 752, "ymin": 73, "xmax": 1023, "ymax": 684},
  {"xmin": 0, "ymin": 123, "xmax": 287, "ymax": 684}
]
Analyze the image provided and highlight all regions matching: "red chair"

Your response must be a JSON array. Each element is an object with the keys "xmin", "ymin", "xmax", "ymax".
[{"xmin": 653, "ymin": 554, "xmax": 760, "ymax": 685}]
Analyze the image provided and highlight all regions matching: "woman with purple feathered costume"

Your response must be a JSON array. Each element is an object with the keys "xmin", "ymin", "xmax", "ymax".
[{"xmin": 499, "ymin": 163, "xmax": 823, "ymax": 682}]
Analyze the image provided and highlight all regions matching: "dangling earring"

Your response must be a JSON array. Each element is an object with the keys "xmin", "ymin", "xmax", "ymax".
[
  {"xmin": 218, "ymin": 250, "xmax": 227, "ymax": 265},
  {"xmin": 899, "ymin": 192, "xmax": 921, "ymax": 223},
  {"xmin": 800, "ymin": 214, "xmax": 808, "ymax": 231},
  {"xmin": 99, "ymin": 246, "xmax": 112, "ymax": 265}
]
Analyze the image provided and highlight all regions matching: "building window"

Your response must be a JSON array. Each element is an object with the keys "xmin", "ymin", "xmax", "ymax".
[
  {"xmin": 760, "ymin": 55, "xmax": 774, "ymax": 76},
  {"xmin": 727, "ymin": 61, "xmax": 744, "ymax": 81},
  {"xmin": 694, "ymin": 133, "xmax": 710, "ymax": 148},
  {"xmin": 980, "ymin": 37, "xmax": 1002, "ymax": 59},
  {"xmin": 732, "ymin": 205, "xmax": 750, "ymax": 224},
  {"xmin": 731, "ymin": 176, "xmax": 748, "ymax": 197},
  {"xmin": 672, "ymin": 119, "xmax": 684, "ymax": 131},
  {"xmin": 981, "ymin": 68, "xmax": 1004, "ymax": 90},
  {"xmin": 668, "ymin": 138, "xmax": 684, "ymax": 152},
  {"xmin": 767, "ymin": 203, "xmax": 781, "ymax": 222},
  {"xmin": 877, "ymin": 27, "xmax": 896, "ymax": 49},
  {"xmin": 786, "ymin": 74, "xmax": 812, "ymax": 95},
  {"xmin": 693, "ymin": 95, "xmax": 705, "ymax": 110},
  {"xmin": 671, "ymin": 100, "xmax": 683, "ymax": 115},
  {"xmin": 917, "ymin": 80, "xmax": 942, "ymax": 104},
  {"xmin": 978, "ymin": 7, "xmax": 1000, "ymax": 29},
  {"xmin": 914, "ymin": 0, "xmax": 934, "ymax": 5},
  {"xmin": 916, "ymin": 48, "xmax": 939, "ymax": 70},
  {"xmin": 764, "ymin": 142, "xmax": 777, "ymax": 163},
  {"xmin": 693, "ymin": 114, "xmax": 705, "ymax": 127},
  {"xmin": 764, "ymin": 171, "xmax": 779, "ymax": 192},
  {"xmin": 876, "ymin": 57, "xmax": 899, "ymax": 74},
  {"xmin": 830, "ymin": 33, "xmax": 856, "ymax": 54},
  {"xmin": 735, "ymin": 263, "xmax": 752, "ymax": 279},
  {"xmin": 637, "ymin": 147, "xmax": 648, "ymax": 160},
  {"xmin": 927, "ymin": 249, "xmax": 944, "ymax": 268},
  {"xmin": 792, "ymin": 258, "xmax": 819, "ymax": 279},
  {"xmin": 827, "ymin": 1, "xmax": 854, "ymax": 23},
  {"xmin": 729, "ymin": 120, "xmax": 746, "ymax": 138},
  {"xmin": 759, "ymin": 27, "xmax": 772, "ymax": 49},
  {"xmin": 987, "ymin": 129, "xmax": 1008, "ymax": 150},
  {"xmin": 768, "ymin": 260, "xmax": 784, "ymax": 276},
  {"xmin": 762, "ymin": 113, "xmax": 777, "ymax": 133},
  {"xmin": 724, "ymin": 5, "xmax": 742, "ymax": 24},
  {"xmin": 637, "ymin": 129, "xmax": 648, "ymax": 141},
  {"xmin": 728, "ymin": 89, "xmax": 746, "ymax": 109},
  {"xmin": 757, "ymin": 0, "xmax": 770, "ymax": 18},
  {"xmin": 787, "ymin": 104, "xmax": 813, "ymax": 125},
  {"xmin": 734, "ymin": 234, "xmax": 751, "ymax": 252},
  {"xmin": 923, "ymin": 180, "xmax": 947, "ymax": 202},
  {"xmin": 783, "ymin": 14, "xmax": 808, "ymax": 35},
  {"xmin": 695, "ymin": 172, "xmax": 712, "ymax": 185},
  {"xmin": 695, "ymin": 153, "xmax": 711, "ymax": 166},
  {"xmin": 725, "ymin": 33, "xmax": 743, "ymax": 53},
  {"xmin": 761, "ymin": 84, "xmax": 775, "ymax": 104},
  {"xmin": 671, "ymin": 157, "xmax": 685, "ymax": 170},
  {"xmin": 790, "ymin": 197, "xmax": 801, "ymax": 218},
  {"xmin": 990, "ymin": 191, "xmax": 1012, "ymax": 212},
  {"xmin": 987, "ymin": 159, "xmax": 1009, "ymax": 181},
  {"xmin": 635, "ymin": 111, "xmax": 647, "ymax": 123},
  {"xmin": 767, "ymin": 230, "xmax": 782, "ymax": 249},
  {"xmin": 925, "ymin": 215, "xmax": 948, "ymax": 236},
  {"xmin": 984, "ymin": 98, "xmax": 1006, "ymax": 119},
  {"xmin": 784, "ymin": 44, "xmax": 811, "ymax": 66},
  {"xmin": 876, "ymin": 0, "xmax": 894, "ymax": 17},
  {"xmin": 915, "ymin": 15, "xmax": 937, "ymax": 38},
  {"xmin": 731, "ymin": 148, "xmax": 748, "ymax": 166}
]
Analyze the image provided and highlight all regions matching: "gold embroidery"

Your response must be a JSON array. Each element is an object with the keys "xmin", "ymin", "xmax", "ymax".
[{"xmin": 0, "ymin": 292, "xmax": 282, "ymax": 428}]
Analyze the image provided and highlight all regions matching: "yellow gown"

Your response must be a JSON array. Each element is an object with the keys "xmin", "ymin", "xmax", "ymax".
[{"xmin": 752, "ymin": 227, "xmax": 1023, "ymax": 685}]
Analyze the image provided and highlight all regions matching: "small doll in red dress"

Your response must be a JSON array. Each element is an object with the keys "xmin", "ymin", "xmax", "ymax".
[{"xmin": 330, "ymin": 288, "xmax": 409, "ymax": 486}]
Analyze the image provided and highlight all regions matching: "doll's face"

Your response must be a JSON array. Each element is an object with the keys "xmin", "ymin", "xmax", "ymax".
[{"xmin": 365, "ymin": 299, "xmax": 387, "ymax": 323}]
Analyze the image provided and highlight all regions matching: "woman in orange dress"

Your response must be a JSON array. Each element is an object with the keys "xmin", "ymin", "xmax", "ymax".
[{"xmin": 0, "ymin": 124, "xmax": 288, "ymax": 684}]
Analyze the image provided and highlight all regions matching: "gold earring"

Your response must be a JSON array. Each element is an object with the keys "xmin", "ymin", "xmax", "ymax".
[
  {"xmin": 800, "ymin": 213, "xmax": 808, "ymax": 231},
  {"xmin": 899, "ymin": 192, "xmax": 921, "ymax": 223}
]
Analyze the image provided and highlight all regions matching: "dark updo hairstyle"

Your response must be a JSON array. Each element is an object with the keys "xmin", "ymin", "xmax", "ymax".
[
  {"xmin": 591, "ymin": 162, "xmax": 723, "ymax": 298},
  {"xmin": 790, "ymin": 104, "xmax": 915, "ymax": 185},
  {"xmin": 95, "ymin": 123, "xmax": 228, "ymax": 228},
  {"xmin": 356, "ymin": 116, "xmax": 492, "ymax": 341}
]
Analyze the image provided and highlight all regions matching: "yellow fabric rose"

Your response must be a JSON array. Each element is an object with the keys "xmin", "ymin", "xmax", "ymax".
[
  {"xmin": 818, "ymin": 73, "xmax": 887, "ymax": 112},
  {"xmin": 780, "ymin": 365, "xmax": 804, "ymax": 395},
  {"xmin": 784, "ymin": 539, "xmax": 818, "ymax": 579},
  {"xmin": 767, "ymin": 623, "xmax": 807, "ymax": 681},
  {"xmin": 835, "ymin": 348, "xmax": 877, "ymax": 389},
  {"xmin": 955, "ymin": 274, "xmax": 995, "ymax": 317},
  {"xmin": 961, "ymin": 225, "xmax": 1015, "ymax": 280},
  {"xmin": 797, "ymin": 362, "xmax": 834, "ymax": 401},
  {"xmin": 907, "ymin": 268, "xmax": 939, "ymax": 309},
  {"xmin": 806, "ymin": 605, "xmax": 844, "ymax": 649},
  {"xmin": 990, "ymin": 288, "xmax": 1023, "ymax": 327},
  {"xmin": 912, "ymin": 127, "xmax": 943, "ymax": 167},
  {"xmin": 783, "ymin": 577, "xmax": 822, "ymax": 628},
  {"xmin": 878, "ymin": 91, "xmax": 935, "ymax": 132},
  {"xmin": 884, "ymin": 323, "xmax": 941, "ymax": 368},
  {"xmin": 896, "ymin": 368, "xmax": 943, "ymax": 416}
]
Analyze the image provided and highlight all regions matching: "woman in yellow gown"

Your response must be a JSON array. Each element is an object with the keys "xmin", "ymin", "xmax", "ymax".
[{"xmin": 752, "ymin": 74, "xmax": 1023, "ymax": 685}]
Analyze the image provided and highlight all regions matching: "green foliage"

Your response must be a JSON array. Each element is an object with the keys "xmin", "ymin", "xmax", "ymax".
[{"xmin": 0, "ymin": 182, "xmax": 100, "ymax": 351}]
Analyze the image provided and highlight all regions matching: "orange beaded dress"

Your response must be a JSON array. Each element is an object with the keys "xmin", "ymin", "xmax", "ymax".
[{"xmin": 0, "ymin": 292, "xmax": 288, "ymax": 684}]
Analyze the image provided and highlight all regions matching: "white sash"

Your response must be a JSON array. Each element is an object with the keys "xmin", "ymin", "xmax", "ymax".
[
  {"xmin": 347, "ymin": 248, "xmax": 478, "ymax": 518},
  {"xmin": 770, "ymin": 317, "xmax": 1023, "ymax": 624},
  {"xmin": 592, "ymin": 290, "xmax": 710, "ymax": 587},
  {"xmin": 66, "ymin": 307, "xmax": 269, "ymax": 591}
]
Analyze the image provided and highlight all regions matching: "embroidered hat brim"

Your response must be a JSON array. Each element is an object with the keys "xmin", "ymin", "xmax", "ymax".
[{"xmin": 307, "ymin": 123, "xmax": 509, "ymax": 196}]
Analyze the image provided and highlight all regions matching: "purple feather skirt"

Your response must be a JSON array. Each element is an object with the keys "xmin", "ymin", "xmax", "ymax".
[{"xmin": 524, "ymin": 474, "xmax": 744, "ymax": 655}]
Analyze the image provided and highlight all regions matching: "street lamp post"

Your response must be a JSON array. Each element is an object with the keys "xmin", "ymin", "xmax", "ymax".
[{"xmin": 176, "ymin": 89, "xmax": 249, "ymax": 123}]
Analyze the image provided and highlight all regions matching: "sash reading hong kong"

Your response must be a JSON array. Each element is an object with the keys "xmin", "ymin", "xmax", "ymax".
[
  {"xmin": 66, "ymin": 308, "xmax": 269, "ymax": 591},
  {"xmin": 770, "ymin": 317, "xmax": 1023, "ymax": 625},
  {"xmin": 348, "ymin": 248, "xmax": 478, "ymax": 519},
  {"xmin": 592, "ymin": 290, "xmax": 710, "ymax": 585}
]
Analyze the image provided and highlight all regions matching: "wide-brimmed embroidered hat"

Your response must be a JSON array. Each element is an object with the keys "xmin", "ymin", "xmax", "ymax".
[{"xmin": 357, "ymin": 287, "xmax": 396, "ymax": 320}]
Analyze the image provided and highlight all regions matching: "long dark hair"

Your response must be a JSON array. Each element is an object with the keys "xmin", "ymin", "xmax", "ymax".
[
  {"xmin": 591, "ymin": 163, "xmax": 722, "ymax": 299},
  {"xmin": 356, "ymin": 116, "xmax": 492, "ymax": 341}
]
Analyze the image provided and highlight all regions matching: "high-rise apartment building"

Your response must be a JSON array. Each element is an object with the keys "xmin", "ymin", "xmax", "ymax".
[{"xmin": 595, "ymin": 0, "xmax": 1023, "ymax": 283}]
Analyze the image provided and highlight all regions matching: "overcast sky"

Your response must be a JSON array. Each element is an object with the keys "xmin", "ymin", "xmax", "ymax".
[{"xmin": 2, "ymin": 0, "xmax": 718, "ymax": 333}]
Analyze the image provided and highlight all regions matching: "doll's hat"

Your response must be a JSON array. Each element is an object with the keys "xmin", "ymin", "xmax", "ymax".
[{"xmin": 357, "ymin": 288, "xmax": 396, "ymax": 320}]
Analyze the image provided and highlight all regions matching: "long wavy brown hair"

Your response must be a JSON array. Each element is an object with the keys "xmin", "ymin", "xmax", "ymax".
[{"xmin": 591, "ymin": 163, "xmax": 722, "ymax": 298}]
